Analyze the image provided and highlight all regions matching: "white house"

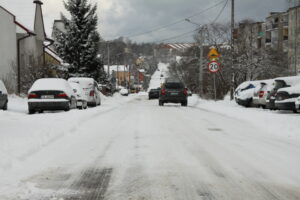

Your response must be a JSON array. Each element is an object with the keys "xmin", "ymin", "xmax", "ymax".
[
  {"xmin": 0, "ymin": 1, "xmax": 63, "ymax": 93},
  {"xmin": 0, "ymin": 6, "xmax": 17, "ymax": 92}
]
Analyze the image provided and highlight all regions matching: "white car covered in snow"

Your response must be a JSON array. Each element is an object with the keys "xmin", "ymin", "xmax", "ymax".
[
  {"xmin": 28, "ymin": 78, "xmax": 77, "ymax": 114},
  {"xmin": 69, "ymin": 82, "xmax": 88, "ymax": 109},
  {"xmin": 275, "ymin": 83, "xmax": 300, "ymax": 113},
  {"xmin": 252, "ymin": 79, "xmax": 274, "ymax": 109},
  {"xmin": 235, "ymin": 81, "xmax": 260, "ymax": 107},
  {"xmin": 0, "ymin": 80, "xmax": 8, "ymax": 110},
  {"xmin": 68, "ymin": 77, "xmax": 101, "ymax": 107}
]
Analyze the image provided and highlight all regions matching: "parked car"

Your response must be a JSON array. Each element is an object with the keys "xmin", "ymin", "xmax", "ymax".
[
  {"xmin": 275, "ymin": 83, "xmax": 300, "ymax": 113},
  {"xmin": 159, "ymin": 81, "xmax": 188, "ymax": 106},
  {"xmin": 252, "ymin": 79, "xmax": 274, "ymax": 109},
  {"xmin": 186, "ymin": 88, "xmax": 192, "ymax": 96},
  {"xmin": 0, "ymin": 80, "xmax": 8, "ymax": 110},
  {"xmin": 68, "ymin": 77, "xmax": 101, "ymax": 107},
  {"xmin": 69, "ymin": 82, "xmax": 88, "ymax": 109},
  {"xmin": 296, "ymin": 96, "xmax": 300, "ymax": 110},
  {"xmin": 235, "ymin": 81, "xmax": 260, "ymax": 107},
  {"xmin": 266, "ymin": 76, "xmax": 300, "ymax": 110},
  {"xmin": 148, "ymin": 88, "xmax": 160, "ymax": 99},
  {"xmin": 120, "ymin": 88, "xmax": 129, "ymax": 96},
  {"xmin": 28, "ymin": 78, "xmax": 77, "ymax": 114}
]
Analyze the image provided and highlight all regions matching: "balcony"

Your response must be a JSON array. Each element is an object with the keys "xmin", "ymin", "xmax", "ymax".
[{"xmin": 272, "ymin": 23, "xmax": 279, "ymax": 29}]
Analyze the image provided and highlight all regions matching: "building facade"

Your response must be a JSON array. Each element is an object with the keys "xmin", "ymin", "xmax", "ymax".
[{"xmin": 288, "ymin": 6, "xmax": 300, "ymax": 75}]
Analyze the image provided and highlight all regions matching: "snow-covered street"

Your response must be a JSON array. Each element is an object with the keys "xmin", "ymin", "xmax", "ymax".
[{"xmin": 1, "ymin": 90, "xmax": 300, "ymax": 199}]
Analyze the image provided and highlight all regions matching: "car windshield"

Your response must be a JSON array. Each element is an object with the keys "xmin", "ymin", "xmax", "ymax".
[{"xmin": 164, "ymin": 82, "xmax": 184, "ymax": 89}]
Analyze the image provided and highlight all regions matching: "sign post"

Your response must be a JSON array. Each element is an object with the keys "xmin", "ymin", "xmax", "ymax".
[{"xmin": 207, "ymin": 47, "xmax": 220, "ymax": 101}]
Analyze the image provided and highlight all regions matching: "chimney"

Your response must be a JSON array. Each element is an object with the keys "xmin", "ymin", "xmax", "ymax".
[{"xmin": 33, "ymin": 0, "xmax": 45, "ymax": 41}]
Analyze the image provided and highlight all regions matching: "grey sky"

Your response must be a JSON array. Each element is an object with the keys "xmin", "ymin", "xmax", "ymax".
[{"xmin": 1, "ymin": 0, "xmax": 288, "ymax": 43}]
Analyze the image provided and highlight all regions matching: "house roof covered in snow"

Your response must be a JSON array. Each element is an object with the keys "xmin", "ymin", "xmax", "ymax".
[{"xmin": 160, "ymin": 43, "xmax": 196, "ymax": 51}]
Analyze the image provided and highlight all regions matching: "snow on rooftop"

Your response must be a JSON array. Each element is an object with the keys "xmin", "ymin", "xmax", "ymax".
[{"xmin": 44, "ymin": 48, "xmax": 63, "ymax": 64}]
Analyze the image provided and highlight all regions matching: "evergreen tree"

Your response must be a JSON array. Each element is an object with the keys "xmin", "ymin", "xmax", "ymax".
[{"xmin": 54, "ymin": 0, "xmax": 106, "ymax": 82}]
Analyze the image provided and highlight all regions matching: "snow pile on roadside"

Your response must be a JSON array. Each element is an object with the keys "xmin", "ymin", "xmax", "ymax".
[
  {"xmin": 148, "ymin": 63, "xmax": 169, "ymax": 91},
  {"xmin": 189, "ymin": 96, "xmax": 300, "ymax": 140},
  {"xmin": 0, "ymin": 94, "xmax": 136, "ymax": 182}
]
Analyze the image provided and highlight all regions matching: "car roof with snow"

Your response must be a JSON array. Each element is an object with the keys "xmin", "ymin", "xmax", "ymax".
[
  {"xmin": 277, "ymin": 83, "xmax": 300, "ymax": 94},
  {"xmin": 68, "ymin": 77, "xmax": 96, "ymax": 88},
  {"xmin": 236, "ymin": 80, "xmax": 261, "ymax": 91},
  {"xmin": 0, "ymin": 80, "xmax": 8, "ymax": 94},
  {"xmin": 29, "ymin": 78, "xmax": 73, "ymax": 96},
  {"xmin": 274, "ymin": 76, "xmax": 300, "ymax": 86}
]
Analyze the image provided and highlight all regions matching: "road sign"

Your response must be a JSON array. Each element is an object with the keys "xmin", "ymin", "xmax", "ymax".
[
  {"xmin": 208, "ymin": 61, "xmax": 220, "ymax": 73},
  {"xmin": 208, "ymin": 47, "xmax": 219, "ymax": 61}
]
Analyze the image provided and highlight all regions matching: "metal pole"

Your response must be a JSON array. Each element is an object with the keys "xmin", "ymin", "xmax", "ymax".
[
  {"xmin": 107, "ymin": 42, "xmax": 110, "ymax": 78},
  {"xmin": 199, "ymin": 28, "xmax": 204, "ymax": 96},
  {"xmin": 230, "ymin": 0, "xmax": 235, "ymax": 100},
  {"xmin": 214, "ymin": 73, "xmax": 217, "ymax": 101}
]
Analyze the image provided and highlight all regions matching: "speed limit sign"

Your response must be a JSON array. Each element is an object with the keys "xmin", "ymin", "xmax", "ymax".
[{"xmin": 208, "ymin": 61, "xmax": 220, "ymax": 73}]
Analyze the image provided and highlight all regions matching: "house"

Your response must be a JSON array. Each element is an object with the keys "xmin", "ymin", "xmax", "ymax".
[
  {"xmin": 0, "ymin": 6, "xmax": 18, "ymax": 92},
  {"xmin": 288, "ymin": 5, "xmax": 300, "ymax": 75},
  {"xmin": 0, "ymin": 1, "xmax": 64, "ymax": 93}
]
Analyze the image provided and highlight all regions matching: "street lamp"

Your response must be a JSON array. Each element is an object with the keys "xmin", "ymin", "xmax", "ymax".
[{"xmin": 185, "ymin": 18, "xmax": 204, "ymax": 96}]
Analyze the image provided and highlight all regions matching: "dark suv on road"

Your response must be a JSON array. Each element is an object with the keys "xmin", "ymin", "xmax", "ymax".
[{"xmin": 159, "ymin": 81, "xmax": 188, "ymax": 106}]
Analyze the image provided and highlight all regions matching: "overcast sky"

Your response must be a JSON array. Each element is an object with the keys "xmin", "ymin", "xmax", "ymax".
[{"xmin": 1, "ymin": 0, "xmax": 288, "ymax": 43}]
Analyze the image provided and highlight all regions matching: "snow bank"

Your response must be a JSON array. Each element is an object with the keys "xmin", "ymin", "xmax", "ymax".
[
  {"xmin": 0, "ymin": 93, "xmax": 137, "ymax": 186},
  {"xmin": 189, "ymin": 96, "xmax": 300, "ymax": 140}
]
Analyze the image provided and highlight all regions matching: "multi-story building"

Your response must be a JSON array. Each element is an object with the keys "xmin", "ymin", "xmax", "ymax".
[
  {"xmin": 288, "ymin": 5, "xmax": 300, "ymax": 75},
  {"xmin": 265, "ymin": 12, "xmax": 289, "ymax": 53}
]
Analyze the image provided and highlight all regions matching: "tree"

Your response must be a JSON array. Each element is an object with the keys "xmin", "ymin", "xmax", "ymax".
[{"xmin": 54, "ymin": 0, "xmax": 105, "ymax": 82}]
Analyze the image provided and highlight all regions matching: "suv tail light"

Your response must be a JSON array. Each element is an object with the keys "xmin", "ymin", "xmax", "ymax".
[
  {"xmin": 161, "ymin": 88, "xmax": 165, "ymax": 96},
  {"xmin": 259, "ymin": 91, "xmax": 264, "ymax": 98},
  {"xmin": 28, "ymin": 93, "xmax": 38, "ymax": 99},
  {"xmin": 183, "ymin": 88, "xmax": 187, "ymax": 96},
  {"xmin": 90, "ymin": 90, "xmax": 95, "ymax": 97},
  {"xmin": 56, "ymin": 93, "xmax": 68, "ymax": 99}
]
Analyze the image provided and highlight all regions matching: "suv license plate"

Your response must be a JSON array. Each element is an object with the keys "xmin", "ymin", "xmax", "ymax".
[
  {"xmin": 171, "ymin": 92, "xmax": 178, "ymax": 96},
  {"xmin": 41, "ymin": 95, "xmax": 54, "ymax": 99}
]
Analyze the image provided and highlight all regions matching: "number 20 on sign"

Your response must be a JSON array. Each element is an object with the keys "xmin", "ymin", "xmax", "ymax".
[{"xmin": 208, "ymin": 61, "xmax": 220, "ymax": 73}]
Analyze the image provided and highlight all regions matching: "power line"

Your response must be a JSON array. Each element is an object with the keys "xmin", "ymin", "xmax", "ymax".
[
  {"xmin": 151, "ymin": 0, "xmax": 229, "ymax": 43},
  {"xmin": 108, "ymin": 0, "xmax": 227, "ymax": 40}
]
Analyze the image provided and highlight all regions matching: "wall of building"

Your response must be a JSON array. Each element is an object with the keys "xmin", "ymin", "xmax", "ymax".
[
  {"xmin": 288, "ymin": 6, "xmax": 300, "ymax": 75},
  {"xmin": 0, "ymin": 8, "xmax": 17, "ymax": 93}
]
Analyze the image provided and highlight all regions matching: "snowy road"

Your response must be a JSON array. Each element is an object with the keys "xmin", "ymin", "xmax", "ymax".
[{"xmin": 1, "ymin": 94, "xmax": 300, "ymax": 200}]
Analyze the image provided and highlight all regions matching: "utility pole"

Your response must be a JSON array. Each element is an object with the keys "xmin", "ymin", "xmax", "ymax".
[
  {"xmin": 185, "ymin": 18, "xmax": 204, "ymax": 96},
  {"xmin": 107, "ymin": 42, "xmax": 110, "ymax": 78},
  {"xmin": 199, "ymin": 28, "xmax": 204, "ymax": 95},
  {"xmin": 230, "ymin": 0, "xmax": 235, "ymax": 100}
]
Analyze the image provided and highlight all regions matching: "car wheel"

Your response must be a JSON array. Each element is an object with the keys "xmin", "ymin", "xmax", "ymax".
[
  {"xmin": 64, "ymin": 102, "xmax": 71, "ymax": 111},
  {"xmin": 3, "ymin": 102, "xmax": 8, "ymax": 110},
  {"xmin": 293, "ymin": 110, "xmax": 298, "ymax": 113},
  {"xmin": 159, "ymin": 101, "xmax": 164, "ymax": 106},
  {"xmin": 181, "ymin": 101, "xmax": 188, "ymax": 107},
  {"xmin": 29, "ymin": 109, "xmax": 35, "ymax": 114},
  {"xmin": 38, "ymin": 110, "xmax": 44, "ymax": 113}
]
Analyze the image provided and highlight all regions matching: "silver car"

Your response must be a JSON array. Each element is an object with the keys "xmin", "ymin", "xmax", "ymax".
[
  {"xmin": 68, "ymin": 77, "xmax": 101, "ymax": 107},
  {"xmin": 253, "ymin": 80, "xmax": 274, "ymax": 109},
  {"xmin": 0, "ymin": 80, "xmax": 8, "ymax": 110}
]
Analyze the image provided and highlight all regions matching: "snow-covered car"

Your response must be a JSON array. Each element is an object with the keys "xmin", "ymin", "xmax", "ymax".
[
  {"xmin": 252, "ymin": 79, "xmax": 274, "ymax": 109},
  {"xmin": 148, "ymin": 88, "xmax": 160, "ymax": 99},
  {"xmin": 68, "ymin": 77, "xmax": 101, "ymax": 107},
  {"xmin": 120, "ymin": 88, "xmax": 129, "ymax": 96},
  {"xmin": 266, "ymin": 76, "xmax": 300, "ymax": 110},
  {"xmin": 0, "ymin": 80, "xmax": 8, "ymax": 110},
  {"xmin": 235, "ymin": 81, "xmax": 260, "ymax": 107},
  {"xmin": 28, "ymin": 78, "xmax": 77, "ymax": 114},
  {"xmin": 275, "ymin": 83, "xmax": 300, "ymax": 113},
  {"xmin": 69, "ymin": 82, "xmax": 88, "ymax": 109},
  {"xmin": 296, "ymin": 96, "xmax": 300, "ymax": 110}
]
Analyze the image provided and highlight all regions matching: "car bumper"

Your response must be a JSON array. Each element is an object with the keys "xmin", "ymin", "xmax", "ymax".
[
  {"xmin": 275, "ymin": 102, "xmax": 296, "ymax": 110},
  {"xmin": 159, "ymin": 96, "xmax": 187, "ymax": 103},
  {"xmin": 28, "ymin": 100, "xmax": 69, "ymax": 111},
  {"xmin": 236, "ymin": 98, "xmax": 252, "ymax": 107}
]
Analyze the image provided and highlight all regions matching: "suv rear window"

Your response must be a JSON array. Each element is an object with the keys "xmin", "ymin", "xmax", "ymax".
[{"xmin": 164, "ymin": 82, "xmax": 184, "ymax": 89}]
